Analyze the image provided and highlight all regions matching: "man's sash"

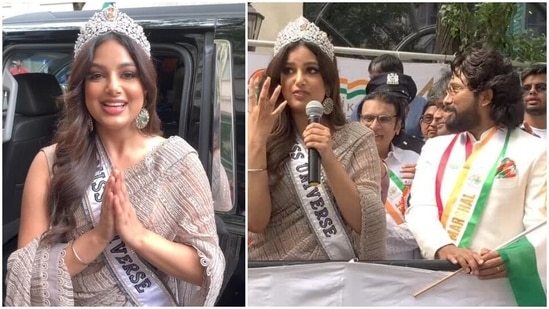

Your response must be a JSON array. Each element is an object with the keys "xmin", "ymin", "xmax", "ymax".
[
  {"xmin": 385, "ymin": 169, "xmax": 410, "ymax": 225},
  {"xmin": 287, "ymin": 138, "xmax": 356, "ymax": 260},
  {"xmin": 81, "ymin": 139, "xmax": 177, "ymax": 306},
  {"xmin": 440, "ymin": 128, "xmax": 511, "ymax": 248}
]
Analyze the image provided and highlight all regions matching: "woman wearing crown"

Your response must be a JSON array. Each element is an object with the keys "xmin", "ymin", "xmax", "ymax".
[
  {"xmin": 248, "ymin": 17, "xmax": 386, "ymax": 261},
  {"xmin": 5, "ymin": 6, "xmax": 224, "ymax": 306}
]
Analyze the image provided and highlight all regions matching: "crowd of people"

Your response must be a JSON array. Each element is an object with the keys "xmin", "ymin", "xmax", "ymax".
[{"xmin": 248, "ymin": 15, "xmax": 546, "ymax": 287}]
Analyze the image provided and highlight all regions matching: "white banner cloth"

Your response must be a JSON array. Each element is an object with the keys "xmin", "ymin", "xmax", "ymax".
[{"xmin": 247, "ymin": 262, "xmax": 516, "ymax": 306}]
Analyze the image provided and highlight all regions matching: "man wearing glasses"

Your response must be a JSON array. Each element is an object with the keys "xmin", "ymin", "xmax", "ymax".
[
  {"xmin": 406, "ymin": 48, "xmax": 546, "ymax": 284},
  {"xmin": 419, "ymin": 103, "xmax": 438, "ymax": 140},
  {"xmin": 521, "ymin": 65, "xmax": 546, "ymax": 140},
  {"xmin": 357, "ymin": 72, "xmax": 422, "ymax": 259}
]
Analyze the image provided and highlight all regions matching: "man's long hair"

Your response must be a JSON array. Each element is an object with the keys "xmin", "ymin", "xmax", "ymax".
[{"xmin": 451, "ymin": 47, "xmax": 523, "ymax": 129}]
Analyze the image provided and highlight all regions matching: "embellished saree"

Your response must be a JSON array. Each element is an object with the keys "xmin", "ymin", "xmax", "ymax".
[{"xmin": 5, "ymin": 136, "xmax": 225, "ymax": 306}]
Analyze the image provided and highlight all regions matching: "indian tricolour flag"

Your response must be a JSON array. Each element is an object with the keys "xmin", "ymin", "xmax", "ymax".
[
  {"xmin": 498, "ymin": 221, "xmax": 547, "ymax": 306},
  {"xmin": 339, "ymin": 78, "xmax": 367, "ymax": 118}
]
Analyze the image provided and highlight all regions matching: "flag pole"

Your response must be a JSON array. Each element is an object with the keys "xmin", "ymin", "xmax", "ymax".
[{"xmin": 413, "ymin": 220, "xmax": 547, "ymax": 298}]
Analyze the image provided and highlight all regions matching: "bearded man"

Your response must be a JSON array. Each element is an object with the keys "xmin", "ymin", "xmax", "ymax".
[{"xmin": 405, "ymin": 48, "xmax": 546, "ymax": 286}]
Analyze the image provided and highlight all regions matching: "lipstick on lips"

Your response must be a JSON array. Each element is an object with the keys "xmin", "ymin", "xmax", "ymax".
[{"xmin": 101, "ymin": 99, "xmax": 127, "ymax": 115}]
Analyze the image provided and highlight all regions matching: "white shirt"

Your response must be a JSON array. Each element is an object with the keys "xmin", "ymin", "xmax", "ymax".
[
  {"xmin": 384, "ymin": 144, "xmax": 421, "ymax": 183},
  {"xmin": 384, "ymin": 144, "xmax": 421, "ymax": 260},
  {"xmin": 531, "ymin": 126, "xmax": 547, "ymax": 140}
]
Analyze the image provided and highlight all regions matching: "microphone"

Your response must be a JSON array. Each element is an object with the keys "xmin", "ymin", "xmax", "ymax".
[{"xmin": 305, "ymin": 100, "xmax": 324, "ymax": 186}]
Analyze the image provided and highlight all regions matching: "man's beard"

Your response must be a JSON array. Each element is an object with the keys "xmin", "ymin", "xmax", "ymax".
[
  {"xmin": 525, "ymin": 104, "xmax": 547, "ymax": 116},
  {"xmin": 445, "ymin": 100, "xmax": 481, "ymax": 133}
]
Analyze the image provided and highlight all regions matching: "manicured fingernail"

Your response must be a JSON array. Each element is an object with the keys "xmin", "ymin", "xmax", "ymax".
[
  {"xmin": 473, "ymin": 270, "xmax": 479, "ymax": 276},
  {"xmin": 479, "ymin": 259, "xmax": 484, "ymax": 265}
]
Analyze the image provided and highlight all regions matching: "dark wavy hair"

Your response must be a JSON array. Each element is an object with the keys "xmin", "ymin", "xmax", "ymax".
[
  {"xmin": 521, "ymin": 64, "xmax": 546, "ymax": 83},
  {"xmin": 451, "ymin": 47, "xmax": 523, "ymax": 129},
  {"xmin": 44, "ymin": 32, "xmax": 161, "ymax": 244},
  {"xmin": 260, "ymin": 40, "xmax": 346, "ymax": 184},
  {"xmin": 358, "ymin": 92, "xmax": 407, "ymax": 144}
]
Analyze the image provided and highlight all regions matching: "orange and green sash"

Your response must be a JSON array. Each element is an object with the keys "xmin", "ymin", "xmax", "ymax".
[
  {"xmin": 440, "ymin": 128, "xmax": 511, "ymax": 248},
  {"xmin": 385, "ymin": 169, "xmax": 410, "ymax": 225}
]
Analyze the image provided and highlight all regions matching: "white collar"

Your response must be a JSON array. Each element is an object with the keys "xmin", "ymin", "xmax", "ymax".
[
  {"xmin": 465, "ymin": 126, "xmax": 501, "ymax": 143},
  {"xmin": 386, "ymin": 143, "xmax": 404, "ymax": 162}
]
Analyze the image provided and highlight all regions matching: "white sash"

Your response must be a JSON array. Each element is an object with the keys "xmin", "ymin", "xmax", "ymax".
[
  {"xmin": 82, "ymin": 139, "xmax": 177, "ymax": 306},
  {"xmin": 288, "ymin": 137, "xmax": 356, "ymax": 260}
]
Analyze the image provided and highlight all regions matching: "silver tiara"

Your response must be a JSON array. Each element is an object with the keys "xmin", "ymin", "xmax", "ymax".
[
  {"xmin": 274, "ymin": 17, "xmax": 334, "ymax": 59},
  {"xmin": 74, "ymin": 5, "xmax": 151, "ymax": 59}
]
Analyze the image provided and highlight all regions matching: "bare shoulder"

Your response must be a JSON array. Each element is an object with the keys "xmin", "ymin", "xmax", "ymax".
[
  {"xmin": 28, "ymin": 149, "xmax": 52, "ymax": 179},
  {"xmin": 19, "ymin": 149, "xmax": 52, "ymax": 248}
]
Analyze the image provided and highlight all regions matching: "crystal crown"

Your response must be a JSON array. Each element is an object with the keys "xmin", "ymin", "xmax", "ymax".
[
  {"xmin": 74, "ymin": 5, "xmax": 151, "ymax": 59},
  {"xmin": 274, "ymin": 17, "xmax": 334, "ymax": 60}
]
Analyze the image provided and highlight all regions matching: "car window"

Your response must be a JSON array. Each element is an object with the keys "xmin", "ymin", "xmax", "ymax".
[
  {"xmin": 4, "ymin": 51, "xmax": 72, "ymax": 117},
  {"xmin": 154, "ymin": 52, "xmax": 187, "ymax": 140}
]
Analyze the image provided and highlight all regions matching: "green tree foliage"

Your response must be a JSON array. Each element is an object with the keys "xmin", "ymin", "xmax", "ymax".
[{"xmin": 439, "ymin": 3, "xmax": 546, "ymax": 63}]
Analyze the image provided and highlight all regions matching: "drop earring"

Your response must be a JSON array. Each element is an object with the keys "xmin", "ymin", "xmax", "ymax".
[
  {"xmin": 136, "ymin": 108, "xmax": 150, "ymax": 130},
  {"xmin": 88, "ymin": 117, "xmax": 94, "ymax": 132},
  {"xmin": 322, "ymin": 97, "xmax": 334, "ymax": 115}
]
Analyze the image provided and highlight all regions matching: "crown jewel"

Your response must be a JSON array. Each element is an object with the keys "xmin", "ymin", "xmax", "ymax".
[
  {"xmin": 274, "ymin": 17, "xmax": 334, "ymax": 59},
  {"xmin": 74, "ymin": 5, "xmax": 151, "ymax": 59}
]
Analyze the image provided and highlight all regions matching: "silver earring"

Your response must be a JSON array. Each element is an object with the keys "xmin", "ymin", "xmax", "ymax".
[
  {"xmin": 322, "ymin": 97, "xmax": 334, "ymax": 115},
  {"xmin": 88, "ymin": 118, "xmax": 94, "ymax": 132},
  {"xmin": 135, "ymin": 108, "xmax": 150, "ymax": 130}
]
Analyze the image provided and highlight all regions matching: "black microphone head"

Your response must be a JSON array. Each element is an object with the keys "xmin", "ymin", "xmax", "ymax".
[{"xmin": 306, "ymin": 100, "xmax": 324, "ymax": 117}]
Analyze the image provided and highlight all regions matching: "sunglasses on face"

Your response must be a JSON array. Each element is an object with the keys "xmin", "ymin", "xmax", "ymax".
[
  {"xmin": 420, "ymin": 114, "xmax": 434, "ymax": 124},
  {"xmin": 360, "ymin": 114, "xmax": 397, "ymax": 125},
  {"xmin": 522, "ymin": 83, "xmax": 546, "ymax": 93}
]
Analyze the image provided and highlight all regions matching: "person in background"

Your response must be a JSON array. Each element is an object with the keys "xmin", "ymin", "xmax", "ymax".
[
  {"xmin": 419, "ymin": 101, "xmax": 438, "ymax": 140},
  {"xmin": 248, "ymin": 17, "xmax": 386, "ymax": 261},
  {"xmin": 521, "ymin": 65, "xmax": 546, "ymax": 140},
  {"xmin": 353, "ymin": 54, "xmax": 428, "ymax": 141},
  {"xmin": 425, "ymin": 68, "xmax": 453, "ymax": 137},
  {"xmin": 370, "ymin": 55, "xmax": 425, "ymax": 153},
  {"xmin": 9, "ymin": 60, "xmax": 31, "ymax": 75},
  {"xmin": 357, "ymin": 72, "xmax": 421, "ymax": 259},
  {"xmin": 5, "ymin": 6, "xmax": 224, "ymax": 306},
  {"xmin": 406, "ymin": 48, "xmax": 546, "ymax": 280}
]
